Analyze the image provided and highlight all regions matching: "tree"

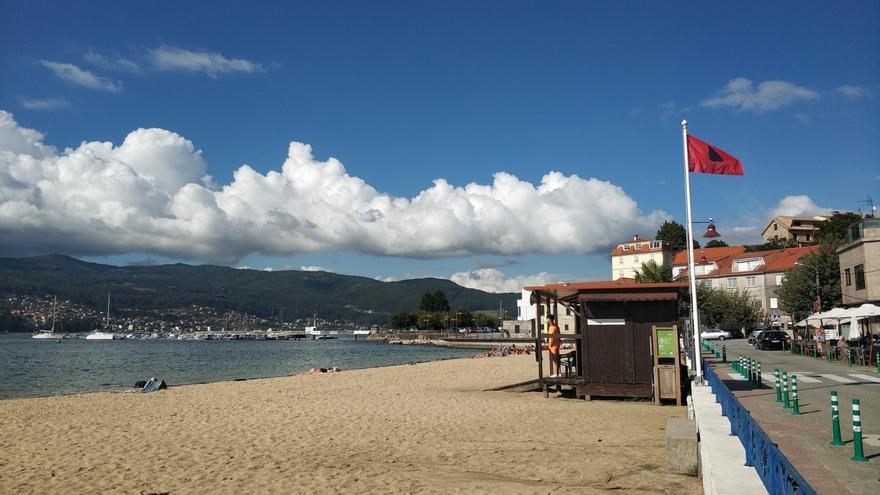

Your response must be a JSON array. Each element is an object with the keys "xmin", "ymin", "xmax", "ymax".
[
  {"xmin": 474, "ymin": 312, "xmax": 499, "ymax": 329},
  {"xmin": 705, "ymin": 239, "xmax": 728, "ymax": 248},
  {"xmin": 655, "ymin": 220, "xmax": 699, "ymax": 253},
  {"xmin": 745, "ymin": 236, "xmax": 799, "ymax": 252},
  {"xmin": 656, "ymin": 221, "xmax": 687, "ymax": 253},
  {"xmin": 418, "ymin": 290, "xmax": 450, "ymax": 312},
  {"xmin": 390, "ymin": 311, "xmax": 417, "ymax": 329},
  {"xmin": 634, "ymin": 259, "xmax": 672, "ymax": 283},
  {"xmin": 776, "ymin": 245, "xmax": 841, "ymax": 321},
  {"xmin": 697, "ymin": 285, "xmax": 761, "ymax": 330},
  {"xmin": 815, "ymin": 212, "xmax": 861, "ymax": 248}
]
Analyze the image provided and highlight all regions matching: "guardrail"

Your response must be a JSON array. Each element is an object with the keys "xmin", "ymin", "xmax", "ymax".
[{"xmin": 703, "ymin": 360, "xmax": 816, "ymax": 495}]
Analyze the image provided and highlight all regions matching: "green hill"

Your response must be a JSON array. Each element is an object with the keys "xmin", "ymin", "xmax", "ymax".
[{"xmin": 0, "ymin": 255, "xmax": 517, "ymax": 325}]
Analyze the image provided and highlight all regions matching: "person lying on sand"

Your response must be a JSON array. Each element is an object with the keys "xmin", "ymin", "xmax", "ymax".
[{"xmin": 300, "ymin": 367, "xmax": 343, "ymax": 375}]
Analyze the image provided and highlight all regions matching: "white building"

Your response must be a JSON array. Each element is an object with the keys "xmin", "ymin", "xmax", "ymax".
[
  {"xmin": 503, "ymin": 289, "xmax": 576, "ymax": 337},
  {"xmin": 610, "ymin": 235, "xmax": 674, "ymax": 280}
]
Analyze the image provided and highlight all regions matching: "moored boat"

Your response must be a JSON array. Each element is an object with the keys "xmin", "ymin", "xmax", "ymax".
[{"xmin": 33, "ymin": 296, "xmax": 64, "ymax": 339}]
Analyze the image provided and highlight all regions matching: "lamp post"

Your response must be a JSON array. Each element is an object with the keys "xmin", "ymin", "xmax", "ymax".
[{"xmin": 795, "ymin": 261, "xmax": 821, "ymax": 312}]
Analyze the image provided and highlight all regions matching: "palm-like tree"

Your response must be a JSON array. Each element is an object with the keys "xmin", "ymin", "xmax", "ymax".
[{"xmin": 635, "ymin": 259, "xmax": 673, "ymax": 283}]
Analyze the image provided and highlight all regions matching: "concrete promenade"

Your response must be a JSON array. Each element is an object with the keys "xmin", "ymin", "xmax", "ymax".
[
  {"xmin": 704, "ymin": 340, "xmax": 880, "ymax": 494},
  {"xmin": 691, "ymin": 380, "xmax": 767, "ymax": 494}
]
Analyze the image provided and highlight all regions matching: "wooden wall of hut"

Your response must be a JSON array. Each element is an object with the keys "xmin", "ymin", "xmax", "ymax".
[{"xmin": 577, "ymin": 299, "xmax": 678, "ymax": 398}]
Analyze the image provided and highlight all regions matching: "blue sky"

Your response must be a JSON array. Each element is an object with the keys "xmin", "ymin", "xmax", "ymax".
[{"xmin": 1, "ymin": 1, "xmax": 878, "ymax": 291}]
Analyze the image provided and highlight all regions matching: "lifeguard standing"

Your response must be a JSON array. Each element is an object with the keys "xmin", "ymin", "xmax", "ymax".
[{"xmin": 547, "ymin": 314, "xmax": 561, "ymax": 377}]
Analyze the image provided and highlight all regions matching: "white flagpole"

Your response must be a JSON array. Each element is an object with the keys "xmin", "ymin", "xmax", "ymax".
[{"xmin": 682, "ymin": 119, "xmax": 703, "ymax": 383}]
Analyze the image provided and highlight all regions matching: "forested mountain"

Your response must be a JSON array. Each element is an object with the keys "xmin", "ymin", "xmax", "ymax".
[{"xmin": 0, "ymin": 255, "xmax": 517, "ymax": 325}]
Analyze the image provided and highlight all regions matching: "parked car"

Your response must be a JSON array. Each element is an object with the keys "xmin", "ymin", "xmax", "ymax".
[
  {"xmin": 700, "ymin": 328, "xmax": 731, "ymax": 340},
  {"xmin": 754, "ymin": 331, "xmax": 789, "ymax": 350},
  {"xmin": 748, "ymin": 329, "xmax": 766, "ymax": 345}
]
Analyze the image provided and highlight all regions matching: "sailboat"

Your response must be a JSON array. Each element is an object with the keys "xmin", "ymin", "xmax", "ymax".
[
  {"xmin": 32, "ymin": 296, "xmax": 64, "ymax": 339},
  {"xmin": 85, "ymin": 292, "xmax": 115, "ymax": 340}
]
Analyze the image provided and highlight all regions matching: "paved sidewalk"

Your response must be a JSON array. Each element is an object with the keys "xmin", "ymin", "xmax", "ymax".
[{"xmin": 704, "ymin": 341, "xmax": 880, "ymax": 494}]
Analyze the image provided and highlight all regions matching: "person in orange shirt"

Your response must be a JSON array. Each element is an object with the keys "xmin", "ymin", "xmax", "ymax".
[{"xmin": 547, "ymin": 314, "xmax": 561, "ymax": 377}]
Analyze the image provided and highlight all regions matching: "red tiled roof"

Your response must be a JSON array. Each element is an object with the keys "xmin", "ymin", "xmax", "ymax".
[
  {"xmin": 672, "ymin": 246, "xmax": 746, "ymax": 266},
  {"xmin": 610, "ymin": 239, "xmax": 671, "ymax": 256},
  {"xmin": 677, "ymin": 246, "xmax": 818, "ymax": 278}
]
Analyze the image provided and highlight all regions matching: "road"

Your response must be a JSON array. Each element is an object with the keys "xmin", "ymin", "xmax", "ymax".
[{"xmin": 704, "ymin": 339, "xmax": 880, "ymax": 494}]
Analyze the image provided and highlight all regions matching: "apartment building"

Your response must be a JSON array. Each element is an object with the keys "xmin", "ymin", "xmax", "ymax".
[
  {"xmin": 761, "ymin": 215, "xmax": 829, "ymax": 245},
  {"xmin": 673, "ymin": 246, "xmax": 817, "ymax": 327},
  {"xmin": 838, "ymin": 218, "xmax": 880, "ymax": 305},
  {"xmin": 610, "ymin": 235, "xmax": 674, "ymax": 280}
]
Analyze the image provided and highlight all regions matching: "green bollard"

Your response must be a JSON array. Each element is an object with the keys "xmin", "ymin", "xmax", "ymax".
[
  {"xmin": 751, "ymin": 359, "xmax": 756, "ymax": 383},
  {"xmin": 831, "ymin": 391, "xmax": 843, "ymax": 446},
  {"xmin": 757, "ymin": 362, "xmax": 762, "ymax": 387},
  {"xmin": 848, "ymin": 349, "xmax": 854, "ymax": 367},
  {"xmin": 722, "ymin": 344, "xmax": 727, "ymax": 363},
  {"xmin": 775, "ymin": 369, "xmax": 782, "ymax": 402},
  {"xmin": 783, "ymin": 371, "xmax": 791, "ymax": 408},
  {"xmin": 851, "ymin": 399, "xmax": 867, "ymax": 462},
  {"xmin": 791, "ymin": 375, "xmax": 801, "ymax": 415}
]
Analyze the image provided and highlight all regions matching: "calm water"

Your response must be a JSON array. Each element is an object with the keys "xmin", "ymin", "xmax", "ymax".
[{"xmin": 0, "ymin": 333, "xmax": 476, "ymax": 399}]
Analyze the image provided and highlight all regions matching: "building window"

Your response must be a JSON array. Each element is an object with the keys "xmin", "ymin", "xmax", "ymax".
[
  {"xmin": 566, "ymin": 308, "xmax": 571, "ymax": 316},
  {"xmin": 850, "ymin": 224, "xmax": 862, "ymax": 242},
  {"xmin": 623, "ymin": 245, "xmax": 629, "ymax": 251},
  {"xmin": 728, "ymin": 278, "xmax": 738, "ymax": 289},
  {"xmin": 701, "ymin": 280, "xmax": 712, "ymax": 289},
  {"xmin": 775, "ymin": 274, "xmax": 784, "ymax": 285},
  {"xmin": 746, "ymin": 276, "xmax": 757, "ymax": 287},
  {"xmin": 564, "ymin": 324, "xmax": 569, "ymax": 331},
  {"xmin": 773, "ymin": 223, "xmax": 778, "ymax": 231},
  {"xmin": 754, "ymin": 299, "xmax": 763, "ymax": 310},
  {"xmin": 770, "ymin": 298, "xmax": 778, "ymax": 309},
  {"xmin": 618, "ymin": 257, "xmax": 624, "ymax": 265},
  {"xmin": 855, "ymin": 264, "xmax": 866, "ymax": 290},
  {"xmin": 805, "ymin": 234, "xmax": 811, "ymax": 242},
  {"xmin": 514, "ymin": 325, "xmax": 520, "ymax": 334},
  {"xmin": 650, "ymin": 241, "xmax": 661, "ymax": 249},
  {"xmin": 619, "ymin": 272, "xmax": 625, "ymax": 278},
  {"xmin": 845, "ymin": 268, "xmax": 851, "ymax": 287},
  {"xmin": 634, "ymin": 255, "xmax": 639, "ymax": 263}
]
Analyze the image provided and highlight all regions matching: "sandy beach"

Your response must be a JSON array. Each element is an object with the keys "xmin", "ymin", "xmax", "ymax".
[{"xmin": 0, "ymin": 354, "xmax": 701, "ymax": 494}]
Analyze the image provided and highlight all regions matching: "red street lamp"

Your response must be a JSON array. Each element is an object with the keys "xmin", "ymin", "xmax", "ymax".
[{"xmin": 703, "ymin": 218, "xmax": 720, "ymax": 238}]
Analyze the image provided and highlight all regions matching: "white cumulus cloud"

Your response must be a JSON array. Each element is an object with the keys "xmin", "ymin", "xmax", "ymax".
[
  {"xmin": 701, "ymin": 78, "xmax": 818, "ymax": 113},
  {"xmin": 149, "ymin": 46, "xmax": 263, "ymax": 77},
  {"xmin": 300, "ymin": 265, "xmax": 328, "ymax": 272},
  {"xmin": 450, "ymin": 268, "xmax": 557, "ymax": 293},
  {"xmin": 37, "ymin": 60, "xmax": 121, "ymax": 93},
  {"xmin": 0, "ymin": 109, "xmax": 668, "ymax": 263},
  {"xmin": 770, "ymin": 195, "xmax": 833, "ymax": 218}
]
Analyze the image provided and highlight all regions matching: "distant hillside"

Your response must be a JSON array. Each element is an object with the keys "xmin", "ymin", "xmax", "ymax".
[{"xmin": 0, "ymin": 255, "xmax": 517, "ymax": 325}]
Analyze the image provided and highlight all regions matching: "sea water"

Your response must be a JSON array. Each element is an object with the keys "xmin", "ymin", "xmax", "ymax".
[{"xmin": 0, "ymin": 333, "xmax": 476, "ymax": 399}]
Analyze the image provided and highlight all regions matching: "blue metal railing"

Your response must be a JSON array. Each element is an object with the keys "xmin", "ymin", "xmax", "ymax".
[{"xmin": 703, "ymin": 360, "xmax": 816, "ymax": 495}]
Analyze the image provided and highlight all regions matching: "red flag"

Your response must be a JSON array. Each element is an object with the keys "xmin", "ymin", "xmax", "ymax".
[{"xmin": 687, "ymin": 135, "xmax": 744, "ymax": 175}]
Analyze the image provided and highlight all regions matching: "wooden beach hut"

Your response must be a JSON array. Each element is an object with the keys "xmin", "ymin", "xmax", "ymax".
[{"xmin": 524, "ymin": 279, "xmax": 689, "ymax": 402}]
